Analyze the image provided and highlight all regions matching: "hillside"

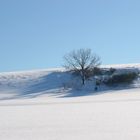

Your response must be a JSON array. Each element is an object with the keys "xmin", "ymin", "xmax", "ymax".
[
  {"xmin": 0, "ymin": 64, "xmax": 140, "ymax": 140},
  {"xmin": 0, "ymin": 63, "xmax": 139, "ymax": 100}
]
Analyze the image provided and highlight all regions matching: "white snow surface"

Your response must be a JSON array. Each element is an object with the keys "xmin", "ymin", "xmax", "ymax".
[
  {"xmin": 1, "ymin": 88, "xmax": 140, "ymax": 140},
  {"xmin": 0, "ymin": 64, "xmax": 140, "ymax": 140}
]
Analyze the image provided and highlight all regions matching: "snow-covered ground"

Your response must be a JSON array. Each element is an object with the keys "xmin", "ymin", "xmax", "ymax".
[
  {"xmin": 0, "ymin": 64, "xmax": 140, "ymax": 140},
  {"xmin": 1, "ymin": 88, "xmax": 140, "ymax": 140}
]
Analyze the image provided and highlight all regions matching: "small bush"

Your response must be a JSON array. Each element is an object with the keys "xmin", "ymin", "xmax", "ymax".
[
  {"xmin": 101, "ymin": 68, "xmax": 116, "ymax": 75},
  {"xmin": 93, "ymin": 67, "xmax": 102, "ymax": 75},
  {"xmin": 104, "ymin": 72, "xmax": 138, "ymax": 85},
  {"xmin": 109, "ymin": 68, "xmax": 116, "ymax": 75}
]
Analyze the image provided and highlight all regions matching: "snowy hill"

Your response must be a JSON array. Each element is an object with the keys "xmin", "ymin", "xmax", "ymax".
[
  {"xmin": 0, "ymin": 69, "xmax": 72, "ymax": 99},
  {"xmin": 0, "ymin": 63, "xmax": 140, "ymax": 100},
  {"xmin": 0, "ymin": 64, "xmax": 140, "ymax": 140}
]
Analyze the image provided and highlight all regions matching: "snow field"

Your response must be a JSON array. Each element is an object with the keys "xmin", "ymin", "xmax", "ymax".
[{"xmin": 0, "ymin": 88, "xmax": 140, "ymax": 140}]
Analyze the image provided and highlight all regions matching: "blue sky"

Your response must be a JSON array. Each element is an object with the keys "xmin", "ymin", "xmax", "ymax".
[{"xmin": 0, "ymin": 0, "xmax": 140, "ymax": 72}]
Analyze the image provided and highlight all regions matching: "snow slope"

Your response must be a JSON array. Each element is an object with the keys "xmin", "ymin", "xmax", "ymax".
[
  {"xmin": 0, "ymin": 64, "xmax": 140, "ymax": 140},
  {"xmin": 0, "ymin": 69, "xmax": 73, "ymax": 99},
  {"xmin": 0, "ymin": 63, "xmax": 139, "ymax": 100}
]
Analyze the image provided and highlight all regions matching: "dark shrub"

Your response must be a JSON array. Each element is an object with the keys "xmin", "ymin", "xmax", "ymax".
[
  {"xmin": 93, "ymin": 67, "xmax": 102, "ymax": 75},
  {"xmin": 104, "ymin": 72, "xmax": 138, "ymax": 85},
  {"xmin": 101, "ymin": 68, "xmax": 116, "ymax": 75},
  {"xmin": 85, "ymin": 69, "xmax": 94, "ymax": 79},
  {"xmin": 109, "ymin": 68, "xmax": 116, "ymax": 75}
]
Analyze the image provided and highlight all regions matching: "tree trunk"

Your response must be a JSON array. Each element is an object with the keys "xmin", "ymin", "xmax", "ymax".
[
  {"xmin": 81, "ymin": 69, "xmax": 85, "ymax": 85},
  {"xmin": 82, "ymin": 77, "xmax": 85, "ymax": 85}
]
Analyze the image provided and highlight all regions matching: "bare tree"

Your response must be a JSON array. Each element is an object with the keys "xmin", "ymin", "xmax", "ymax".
[{"xmin": 63, "ymin": 48, "xmax": 101, "ymax": 85}]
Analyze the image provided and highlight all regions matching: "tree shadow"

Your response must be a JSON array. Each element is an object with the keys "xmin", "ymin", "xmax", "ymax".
[{"xmin": 60, "ymin": 83, "xmax": 139, "ymax": 98}]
